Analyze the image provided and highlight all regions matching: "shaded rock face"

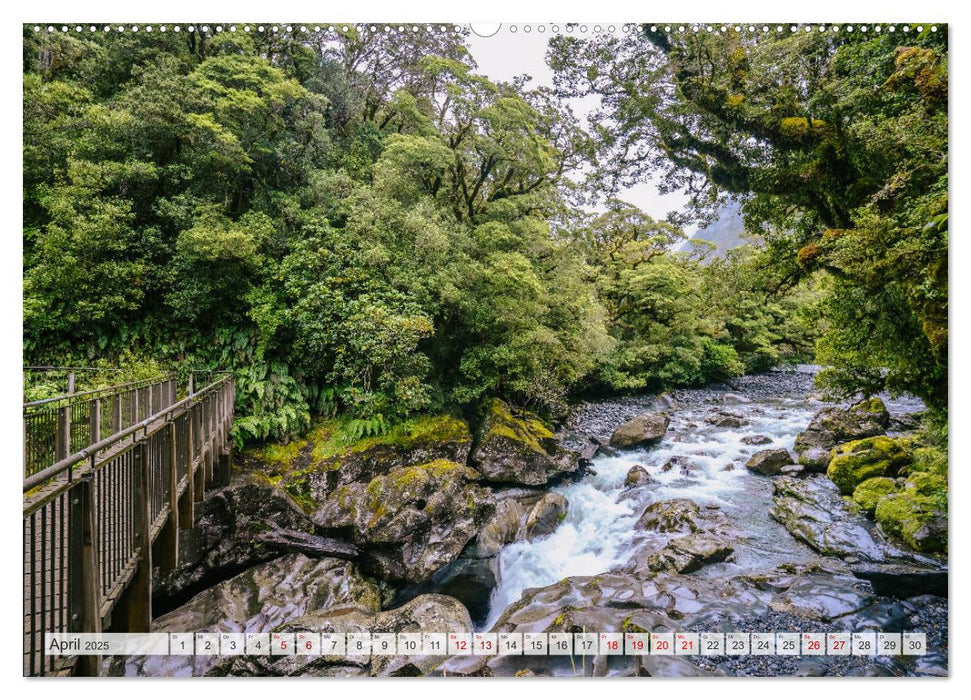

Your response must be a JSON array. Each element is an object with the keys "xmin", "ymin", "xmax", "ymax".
[
  {"xmin": 745, "ymin": 448, "xmax": 795, "ymax": 476},
  {"xmin": 794, "ymin": 398, "xmax": 890, "ymax": 471},
  {"xmin": 827, "ymin": 436, "xmax": 911, "ymax": 495},
  {"xmin": 770, "ymin": 477, "xmax": 887, "ymax": 560},
  {"xmin": 314, "ymin": 460, "xmax": 496, "ymax": 584},
  {"xmin": 608, "ymin": 412, "xmax": 670, "ymax": 449},
  {"xmin": 128, "ymin": 554, "xmax": 381, "ymax": 677},
  {"xmin": 153, "ymin": 477, "xmax": 319, "ymax": 612},
  {"xmin": 209, "ymin": 594, "xmax": 473, "ymax": 678},
  {"xmin": 471, "ymin": 399, "xmax": 580, "ymax": 486}
]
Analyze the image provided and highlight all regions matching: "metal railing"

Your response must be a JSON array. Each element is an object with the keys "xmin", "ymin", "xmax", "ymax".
[
  {"xmin": 23, "ymin": 374, "xmax": 234, "ymax": 677},
  {"xmin": 23, "ymin": 376, "xmax": 178, "ymax": 479}
]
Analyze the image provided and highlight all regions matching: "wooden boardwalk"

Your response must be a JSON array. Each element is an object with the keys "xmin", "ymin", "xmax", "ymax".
[{"xmin": 22, "ymin": 374, "xmax": 235, "ymax": 677}]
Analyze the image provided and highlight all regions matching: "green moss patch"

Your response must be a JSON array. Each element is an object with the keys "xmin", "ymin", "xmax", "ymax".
[
  {"xmin": 827, "ymin": 435, "xmax": 911, "ymax": 495},
  {"xmin": 852, "ymin": 477, "xmax": 898, "ymax": 514},
  {"xmin": 484, "ymin": 398, "xmax": 554, "ymax": 453}
]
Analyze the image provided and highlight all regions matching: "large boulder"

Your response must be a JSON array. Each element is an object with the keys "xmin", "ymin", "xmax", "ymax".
[
  {"xmin": 745, "ymin": 448, "xmax": 795, "ymax": 476},
  {"xmin": 152, "ymin": 476, "xmax": 323, "ymax": 612},
  {"xmin": 127, "ymin": 554, "xmax": 381, "ymax": 677},
  {"xmin": 827, "ymin": 436, "xmax": 911, "ymax": 495},
  {"xmin": 272, "ymin": 415, "xmax": 474, "ymax": 511},
  {"xmin": 470, "ymin": 399, "xmax": 580, "ymax": 486},
  {"xmin": 794, "ymin": 398, "xmax": 890, "ymax": 471},
  {"xmin": 636, "ymin": 498, "xmax": 702, "ymax": 534},
  {"xmin": 609, "ymin": 412, "xmax": 670, "ymax": 450},
  {"xmin": 645, "ymin": 532, "xmax": 734, "ymax": 574},
  {"xmin": 313, "ymin": 460, "xmax": 496, "ymax": 583},
  {"xmin": 770, "ymin": 477, "xmax": 887, "ymax": 559},
  {"xmin": 874, "ymin": 477, "xmax": 947, "ymax": 554},
  {"xmin": 852, "ymin": 477, "xmax": 898, "ymax": 515},
  {"xmin": 210, "ymin": 594, "xmax": 473, "ymax": 677}
]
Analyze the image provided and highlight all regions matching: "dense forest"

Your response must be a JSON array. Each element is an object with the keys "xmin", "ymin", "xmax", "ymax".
[{"xmin": 22, "ymin": 24, "xmax": 947, "ymax": 446}]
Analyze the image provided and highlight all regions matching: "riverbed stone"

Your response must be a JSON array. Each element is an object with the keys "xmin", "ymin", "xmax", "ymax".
[
  {"xmin": 313, "ymin": 460, "xmax": 495, "ymax": 583},
  {"xmin": 707, "ymin": 411, "xmax": 748, "ymax": 428},
  {"xmin": 524, "ymin": 493, "xmax": 569, "ymax": 541},
  {"xmin": 609, "ymin": 412, "xmax": 670, "ymax": 449},
  {"xmin": 625, "ymin": 465, "xmax": 653, "ymax": 487},
  {"xmin": 127, "ymin": 554, "xmax": 381, "ymax": 677},
  {"xmin": 646, "ymin": 532, "xmax": 734, "ymax": 573},
  {"xmin": 827, "ymin": 436, "xmax": 911, "ymax": 495},
  {"xmin": 471, "ymin": 399, "xmax": 580, "ymax": 486},
  {"xmin": 636, "ymin": 498, "xmax": 702, "ymax": 533},
  {"xmin": 745, "ymin": 448, "xmax": 795, "ymax": 476},
  {"xmin": 742, "ymin": 434, "xmax": 773, "ymax": 446},
  {"xmin": 770, "ymin": 476, "xmax": 887, "ymax": 559},
  {"xmin": 794, "ymin": 398, "xmax": 890, "ymax": 471}
]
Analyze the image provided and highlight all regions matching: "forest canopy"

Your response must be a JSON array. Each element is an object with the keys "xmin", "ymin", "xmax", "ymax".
[{"xmin": 22, "ymin": 24, "xmax": 947, "ymax": 444}]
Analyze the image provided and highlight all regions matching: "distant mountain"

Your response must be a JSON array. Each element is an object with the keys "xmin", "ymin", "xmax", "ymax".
[{"xmin": 682, "ymin": 201, "xmax": 753, "ymax": 257}]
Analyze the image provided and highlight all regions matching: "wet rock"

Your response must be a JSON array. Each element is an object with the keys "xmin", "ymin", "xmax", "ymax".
[
  {"xmin": 707, "ymin": 412, "xmax": 748, "ymax": 428},
  {"xmin": 745, "ymin": 448, "xmax": 795, "ymax": 476},
  {"xmin": 128, "ymin": 554, "xmax": 381, "ymax": 677},
  {"xmin": 646, "ymin": 532, "xmax": 734, "ymax": 574},
  {"xmin": 875, "ymin": 491, "xmax": 947, "ymax": 554},
  {"xmin": 852, "ymin": 477, "xmax": 897, "ymax": 515},
  {"xmin": 314, "ymin": 460, "xmax": 495, "ymax": 583},
  {"xmin": 625, "ymin": 465, "xmax": 653, "ymax": 487},
  {"xmin": 471, "ymin": 399, "xmax": 580, "ymax": 486},
  {"xmin": 742, "ymin": 434, "xmax": 773, "ymax": 446},
  {"xmin": 636, "ymin": 498, "xmax": 702, "ymax": 533},
  {"xmin": 780, "ymin": 464, "xmax": 806, "ymax": 477},
  {"xmin": 722, "ymin": 463, "xmax": 735, "ymax": 472},
  {"xmin": 770, "ymin": 477, "xmax": 886, "ymax": 559},
  {"xmin": 577, "ymin": 437, "xmax": 600, "ymax": 466},
  {"xmin": 827, "ymin": 436, "xmax": 911, "ymax": 495},
  {"xmin": 794, "ymin": 398, "xmax": 890, "ymax": 471},
  {"xmin": 888, "ymin": 412, "xmax": 924, "ymax": 433},
  {"xmin": 770, "ymin": 575, "xmax": 875, "ymax": 622},
  {"xmin": 609, "ymin": 412, "xmax": 670, "ymax": 449},
  {"xmin": 524, "ymin": 493, "xmax": 569, "ymax": 541},
  {"xmin": 153, "ymin": 476, "xmax": 318, "ymax": 611},
  {"xmin": 722, "ymin": 393, "xmax": 750, "ymax": 405},
  {"xmin": 211, "ymin": 594, "xmax": 473, "ymax": 677},
  {"xmin": 661, "ymin": 455, "xmax": 694, "ymax": 473},
  {"xmin": 473, "ymin": 498, "xmax": 528, "ymax": 557}
]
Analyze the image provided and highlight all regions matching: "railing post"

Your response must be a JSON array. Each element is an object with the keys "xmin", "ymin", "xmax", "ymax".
[
  {"xmin": 132, "ymin": 388, "xmax": 139, "ymax": 424},
  {"xmin": 183, "ymin": 411, "xmax": 196, "ymax": 524},
  {"xmin": 122, "ymin": 440, "xmax": 152, "ymax": 633},
  {"xmin": 112, "ymin": 394, "xmax": 122, "ymax": 434},
  {"xmin": 69, "ymin": 475, "xmax": 103, "ymax": 676},
  {"xmin": 89, "ymin": 398, "xmax": 101, "ymax": 447},
  {"xmin": 159, "ymin": 424, "xmax": 180, "ymax": 570},
  {"xmin": 55, "ymin": 405, "xmax": 71, "ymax": 462}
]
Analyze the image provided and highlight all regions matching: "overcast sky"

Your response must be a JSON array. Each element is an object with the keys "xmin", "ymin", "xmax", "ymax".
[{"xmin": 465, "ymin": 24, "xmax": 691, "ymax": 223}]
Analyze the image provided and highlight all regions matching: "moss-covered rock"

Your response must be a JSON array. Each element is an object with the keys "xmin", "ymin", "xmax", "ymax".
[
  {"xmin": 851, "ymin": 477, "xmax": 898, "ymax": 515},
  {"xmin": 470, "ymin": 399, "xmax": 579, "ymax": 486},
  {"xmin": 794, "ymin": 398, "xmax": 890, "ymax": 471},
  {"xmin": 826, "ymin": 435, "xmax": 911, "ymax": 495},
  {"xmin": 313, "ymin": 459, "xmax": 495, "ymax": 584},
  {"xmin": 875, "ymin": 490, "xmax": 946, "ymax": 554},
  {"xmin": 246, "ymin": 415, "xmax": 474, "ymax": 512}
]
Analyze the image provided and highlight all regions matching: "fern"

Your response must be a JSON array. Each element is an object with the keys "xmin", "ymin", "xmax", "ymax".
[{"xmin": 345, "ymin": 413, "xmax": 388, "ymax": 441}]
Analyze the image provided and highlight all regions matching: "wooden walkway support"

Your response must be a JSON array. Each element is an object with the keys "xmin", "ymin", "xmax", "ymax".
[{"xmin": 22, "ymin": 374, "xmax": 234, "ymax": 677}]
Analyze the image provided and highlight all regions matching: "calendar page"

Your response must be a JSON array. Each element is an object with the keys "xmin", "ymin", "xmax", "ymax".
[{"xmin": 20, "ymin": 4, "xmax": 950, "ymax": 683}]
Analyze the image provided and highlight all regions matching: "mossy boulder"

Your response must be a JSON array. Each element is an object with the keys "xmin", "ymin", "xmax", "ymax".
[
  {"xmin": 313, "ymin": 460, "xmax": 496, "ymax": 584},
  {"xmin": 470, "ymin": 399, "xmax": 580, "ymax": 486},
  {"xmin": 826, "ymin": 436, "xmax": 911, "ymax": 495},
  {"xmin": 795, "ymin": 398, "xmax": 890, "ymax": 471},
  {"xmin": 875, "ymin": 491, "xmax": 946, "ymax": 554},
  {"xmin": 609, "ymin": 412, "xmax": 670, "ymax": 449},
  {"xmin": 250, "ymin": 415, "xmax": 474, "ymax": 512},
  {"xmin": 851, "ymin": 477, "xmax": 898, "ymax": 515}
]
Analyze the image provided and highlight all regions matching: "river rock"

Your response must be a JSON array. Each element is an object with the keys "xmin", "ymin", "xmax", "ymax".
[
  {"xmin": 609, "ymin": 413, "xmax": 670, "ymax": 449},
  {"xmin": 745, "ymin": 448, "xmax": 795, "ymax": 476},
  {"xmin": 707, "ymin": 411, "xmax": 748, "ymax": 428},
  {"xmin": 722, "ymin": 393, "xmax": 750, "ymax": 405},
  {"xmin": 741, "ymin": 434, "xmax": 772, "ymax": 445},
  {"xmin": 153, "ymin": 475, "xmax": 320, "ymax": 612},
  {"xmin": 780, "ymin": 464, "xmax": 806, "ymax": 477},
  {"xmin": 852, "ymin": 477, "xmax": 898, "ymax": 514},
  {"xmin": 769, "ymin": 575, "xmax": 875, "ymax": 622},
  {"xmin": 875, "ymin": 490, "xmax": 947, "ymax": 554},
  {"xmin": 770, "ymin": 477, "xmax": 887, "ymax": 559},
  {"xmin": 625, "ymin": 465, "xmax": 653, "ymax": 487},
  {"xmin": 645, "ymin": 532, "xmax": 734, "ymax": 574},
  {"xmin": 210, "ymin": 594, "xmax": 473, "ymax": 677},
  {"xmin": 794, "ymin": 398, "xmax": 890, "ymax": 471},
  {"xmin": 524, "ymin": 493, "xmax": 569, "ymax": 541},
  {"xmin": 127, "ymin": 554, "xmax": 381, "ymax": 677},
  {"xmin": 827, "ymin": 436, "xmax": 911, "ymax": 495},
  {"xmin": 636, "ymin": 498, "xmax": 702, "ymax": 533},
  {"xmin": 471, "ymin": 399, "xmax": 580, "ymax": 486},
  {"xmin": 313, "ymin": 460, "xmax": 495, "ymax": 583}
]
